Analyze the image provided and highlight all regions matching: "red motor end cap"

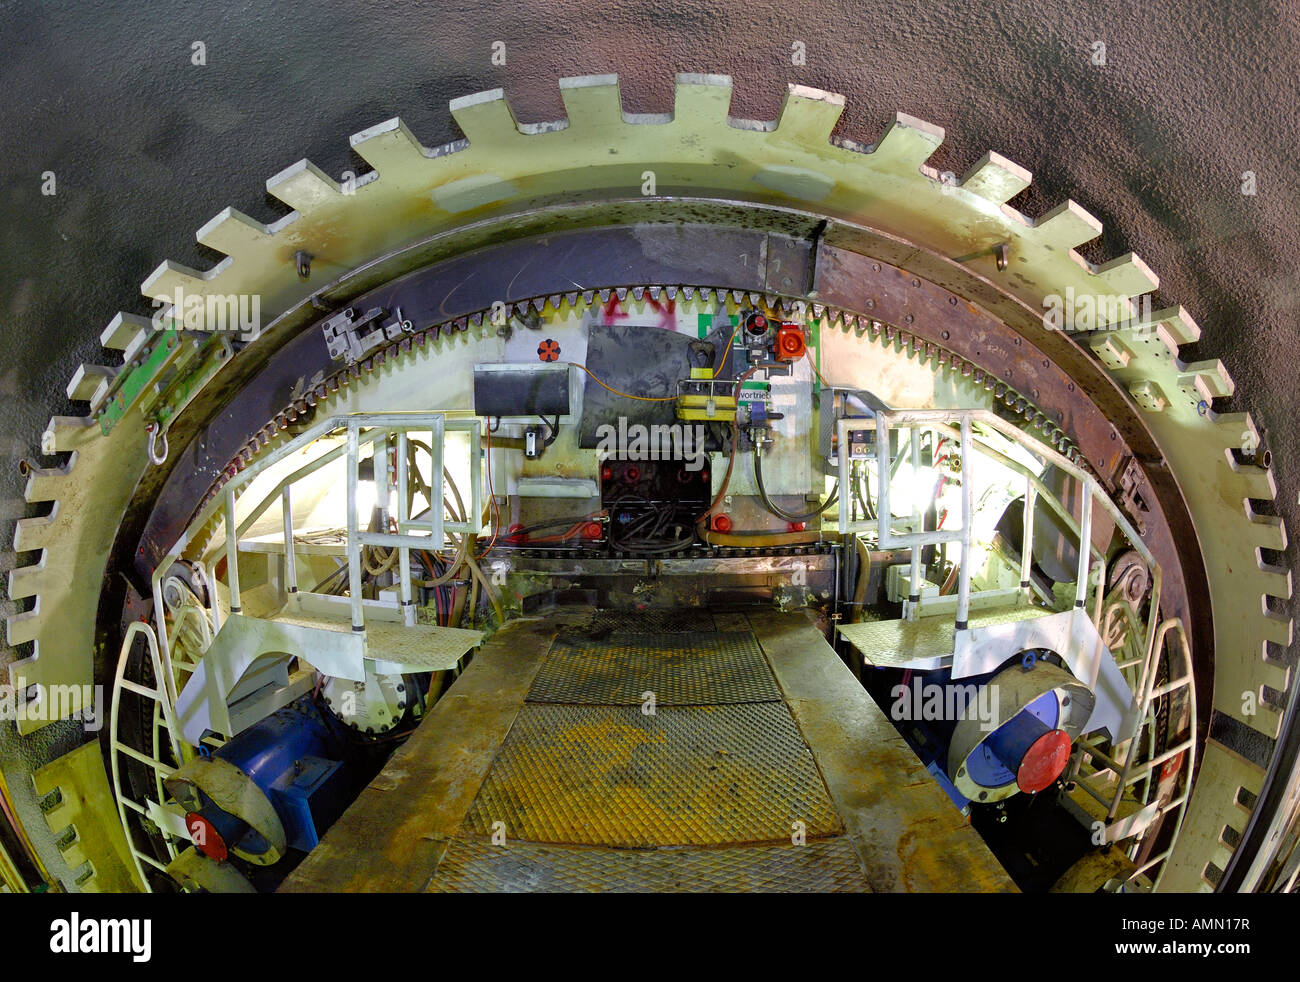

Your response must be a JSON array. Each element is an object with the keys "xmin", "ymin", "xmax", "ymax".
[
  {"xmin": 1017, "ymin": 728, "xmax": 1071, "ymax": 793},
  {"xmin": 712, "ymin": 514, "xmax": 732, "ymax": 533},
  {"xmin": 186, "ymin": 812, "xmax": 229, "ymax": 862}
]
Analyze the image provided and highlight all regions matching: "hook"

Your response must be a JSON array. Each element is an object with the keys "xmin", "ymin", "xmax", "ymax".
[{"xmin": 146, "ymin": 422, "xmax": 169, "ymax": 466}]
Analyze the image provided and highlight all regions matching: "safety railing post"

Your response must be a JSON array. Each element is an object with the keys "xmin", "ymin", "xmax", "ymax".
[
  {"xmin": 281, "ymin": 486, "xmax": 297, "ymax": 596},
  {"xmin": 395, "ymin": 430, "xmax": 415, "ymax": 627},
  {"xmin": 346, "ymin": 422, "xmax": 364, "ymax": 632},
  {"xmin": 908, "ymin": 424, "xmax": 923, "ymax": 614},
  {"xmin": 955, "ymin": 415, "xmax": 972, "ymax": 630},
  {"xmin": 225, "ymin": 489, "xmax": 241, "ymax": 614},
  {"xmin": 1020, "ymin": 477, "xmax": 1036, "ymax": 598}
]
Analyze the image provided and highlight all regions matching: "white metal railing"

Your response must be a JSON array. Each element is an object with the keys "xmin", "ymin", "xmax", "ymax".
[
  {"xmin": 149, "ymin": 413, "xmax": 484, "ymax": 708},
  {"xmin": 112, "ymin": 412, "xmax": 487, "ymax": 889},
  {"xmin": 108, "ymin": 621, "xmax": 187, "ymax": 891},
  {"xmin": 836, "ymin": 408, "xmax": 1161, "ymax": 687},
  {"xmin": 1076, "ymin": 618, "xmax": 1197, "ymax": 889},
  {"xmin": 835, "ymin": 407, "xmax": 1193, "ymax": 879}
]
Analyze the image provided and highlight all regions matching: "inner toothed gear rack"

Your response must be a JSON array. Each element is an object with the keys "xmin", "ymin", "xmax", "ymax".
[{"xmin": 3, "ymin": 74, "xmax": 1291, "ymax": 894}]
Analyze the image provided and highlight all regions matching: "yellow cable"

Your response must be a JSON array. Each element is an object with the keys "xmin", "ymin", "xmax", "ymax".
[{"xmin": 571, "ymin": 363, "xmax": 678, "ymax": 402}]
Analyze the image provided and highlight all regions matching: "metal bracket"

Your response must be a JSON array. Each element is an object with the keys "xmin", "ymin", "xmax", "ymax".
[{"xmin": 321, "ymin": 305, "xmax": 411, "ymax": 365}]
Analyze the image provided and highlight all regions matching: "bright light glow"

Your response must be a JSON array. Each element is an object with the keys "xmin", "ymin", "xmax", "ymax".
[
  {"xmin": 888, "ymin": 463, "xmax": 941, "ymax": 518},
  {"xmin": 355, "ymin": 473, "xmax": 377, "ymax": 521}
]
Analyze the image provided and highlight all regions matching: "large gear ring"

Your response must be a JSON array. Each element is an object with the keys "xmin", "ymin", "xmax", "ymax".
[{"xmin": 6, "ymin": 74, "xmax": 1291, "ymax": 892}]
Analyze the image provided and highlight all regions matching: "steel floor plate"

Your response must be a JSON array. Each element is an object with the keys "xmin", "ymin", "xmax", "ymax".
[
  {"xmin": 459, "ymin": 702, "xmax": 841, "ymax": 847},
  {"xmin": 428, "ymin": 836, "xmax": 868, "ymax": 893},
  {"xmin": 287, "ymin": 608, "xmax": 1014, "ymax": 892},
  {"xmin": 528, "ymin": 631, "xmax": 782, "ymax": 705},
  {"xmin": 579, "ymin": 608, "xmax": 718, "ymax": 634}
]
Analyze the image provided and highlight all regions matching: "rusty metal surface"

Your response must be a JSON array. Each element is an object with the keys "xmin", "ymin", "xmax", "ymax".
[
  {"xmin": 747, "ymin": 608, "xmax": 1017, "ymax": 892},
  {"xmin": 279, "ymin": 616, "xmax": 560, "ymax": 892},
  {"xmin": 428, "ymin": 836, "xmax": 867, "ymax": 892},
  {"xmin": 461, "ymin": 702, "xmax": 841, "ymax": 847},
  {"xmin": 529, "ymin": 631, "xmax": 781, "ymax": 705}
]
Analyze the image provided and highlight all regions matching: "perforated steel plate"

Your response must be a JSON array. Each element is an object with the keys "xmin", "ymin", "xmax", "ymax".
[
  {"xmin": 579, "ymin": 608, "xmax": 718, "ymax": 635},
  {"xmin": 461, "ymin": 702, "xmax": 841, "ymax": 847},
  {"xmin": 427, "ymin": 836, "xmax": 868, "ymax": 893},
  {"xmin": 529, "ymin": 631, "xmax": 781, "ymax": 705}
]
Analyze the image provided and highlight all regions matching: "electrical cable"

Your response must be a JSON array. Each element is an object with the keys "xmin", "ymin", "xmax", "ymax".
[
  {"xmin": 571, "ymin": 362, "xmax": 678, "ymax": 402},
  {"xmin": 753, "ymin": 447, "xmax": 839, "ymax": 523}
]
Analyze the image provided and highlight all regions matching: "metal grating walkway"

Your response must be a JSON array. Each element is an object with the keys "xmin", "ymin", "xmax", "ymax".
[
  {"xmin": 283, "ymin": 608, "xmax": 1016, "ymax": 893},
  {"xmin": 528, "ymin": 631, "xmax": 782, "ymax": 705}
]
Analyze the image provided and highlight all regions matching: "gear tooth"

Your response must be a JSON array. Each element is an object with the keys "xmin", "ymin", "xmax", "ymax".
[
  {"xmin": 8, "ymin": 556, "xmax": 48, "ymax": 601},
  {"xmin": 1179, "ymin": 359, "xmax": 1234, "ymax": 401},
  {"xmin": 6, "ymin": 606, "xmax": 40, "ymax": 647},
  {"xmin": 1235, "ymin": 468, "xmax": 1278, "ymax": 502},
  {"xmin": 1095, "ymin": 253, "xmax": 1159, "ymax": 301},
  {"xmin": 1034, "ymin": 199, "xmax": 1104, "ymax": 250},
  {"xmin": 565, "ymin": 291, "xmax": 579, "ymax": 307},
  {"xmin": 1247, "ymin": 512, "xmax": 1288, "ymax": 554},
  {"xmin": 266, "ymin": 158, "xmax": 349, "ymax": 212},
  {"xmin": 958, "ymin": 151, "xmax": 1033, "ymax": 204},
  {"xmin": 23, "ymin": 455, "xmax": 75, "ymax": 503},
  {"xmin": 99, "ymin": 312, "xmax": 154, "ymax": 362},
  {"xmin": 1151, "ymin": 305, "xmax": 1201, "ymax": 345},
  {"xmin": 614, "ymin": 287, "xmax": 627, "ymax": 302},
  {"xmin": 141, "ymin": 257, "xmax": 229, "ymax": 306},
  {"xmin": 1123, "ymin": 305, "xmax": 1201, "ymax": 358},
  {"xmin": 673, "ymin": 73, "xmax": 734, "ymax": 124},
  {"xmin": 1260, "ymin": 569, "xmax": 1293, "ymax": 605},
  {"xmin": 774, "ymin": 84, "xmax": 846, "ymax": 145},
  {"xmin": 867, "ymin": 112, "xmax": 946, "ymax": 171},
  {"xmin": 65, "ymin": 364, "xmax": 116, "ymax": 407},
  {"xmin": 548, "ymin": 294, "xmax": 562, "ymax": 310},
  {"xmin": 532, "ymin": 297, "xmax": 546, "ymax": 313},
  {"xmin": 558, "ymin": 74, "xmax": 624, "ymax": 130},
  {"xmin": 349, "ymin": 116, "xmax": 434, "ymax": 171},
  {"xmin": 631, "ymin": 286, "xmax": 644, "ymax": 302},
  {"xmin": 195, "ymin": 206, "xmax": 276, "ymax": 256},
  {"xmin": 1257, "ymin": 647, "xmax": 1291, "ymax": 692},
  {"xmin": 42, "ymin": 417, "xmax": 94, "ymax": 455},
  {"xmin": 13, "ymin": 510, "xmax": 57, "ymax": 552}
]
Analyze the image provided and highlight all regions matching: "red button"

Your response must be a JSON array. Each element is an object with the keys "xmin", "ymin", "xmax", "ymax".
[
  {"xmin": 186, "ymin": 812, "xmax": 229, "ymax": 862},
  {"xmin": 1017, "ymin": 728, "xmax": 1071, "ymax": 793}
]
